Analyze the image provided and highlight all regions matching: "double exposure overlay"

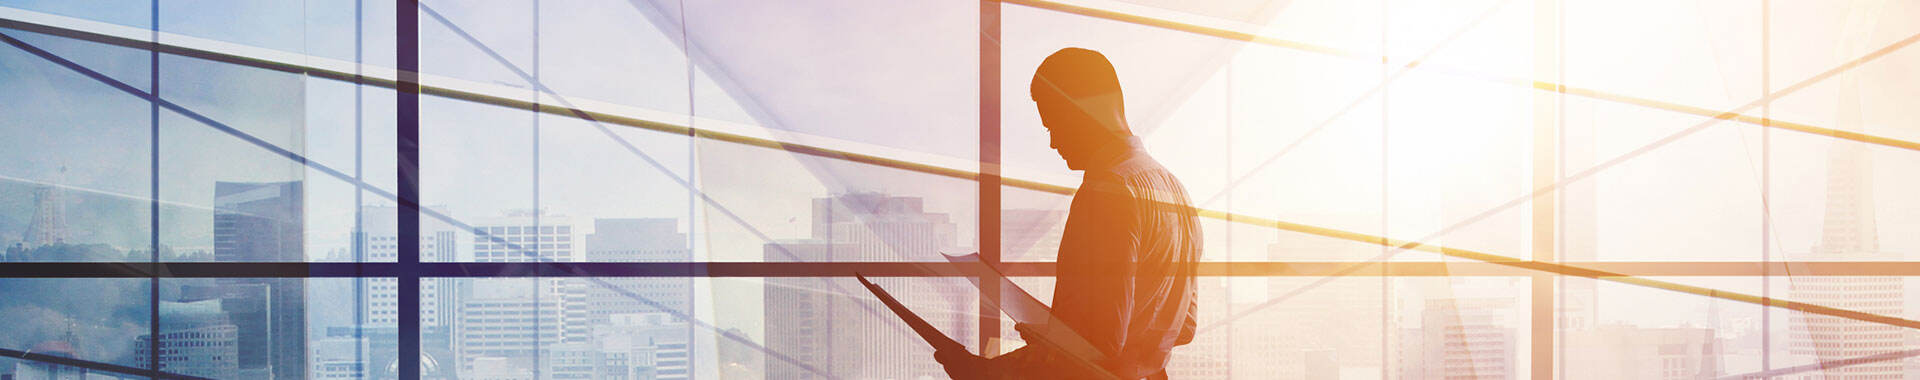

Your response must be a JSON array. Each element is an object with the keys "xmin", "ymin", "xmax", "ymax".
[{"xmin": 2, "ymin": 0, "xmax": 1919, "ymax": 379}]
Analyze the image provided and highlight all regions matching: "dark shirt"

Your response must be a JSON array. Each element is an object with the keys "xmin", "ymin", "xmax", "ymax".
[{"xmin": 996, "ymin": 138, "xmax": 1201, "ymax": 379}]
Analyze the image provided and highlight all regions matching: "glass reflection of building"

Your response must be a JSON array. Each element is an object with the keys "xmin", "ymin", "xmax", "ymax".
[
  {"xmin": 136, "ymin": 299, "xmax": 242, "ymax": 379},
  {"xmin": 764, "ymin": 193, "xmax": 967, "ymax": 380},
  {"xmin": 1396, "ymin": 297, "xmax": 1516, "ymax": 380},
  {"xmin": 1787, "ymin": 141, "xmax": 1908, "ymax": 379},
  {"xmin": 443, "ymin": 215, "xmax": 700, "ymax": 379},
  {"xmin": 359, "ymin": 206, "xmax": 459, "ymax": 327},
  {"xmin": 209, "ymin": 181, "xmax": 306, "ymax": 379},
  {"xmin": 583, "ymin": 218, "xmax": 695, "ymax": 380}
]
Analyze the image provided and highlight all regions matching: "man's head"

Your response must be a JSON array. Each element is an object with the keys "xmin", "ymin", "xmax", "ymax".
[{"xmin": 1031, "ymin": 48, "xmax": 1132, "ymax": 170}]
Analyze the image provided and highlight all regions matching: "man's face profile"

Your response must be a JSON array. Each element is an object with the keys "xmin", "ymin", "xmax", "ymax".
[
  {"xmin": 1034, "ymin": 93, "xmax": 1108, "ymax": 170},
  {"xmin": 1031, "ymin": 47, "xmax": 1130, "ymax": 172}
]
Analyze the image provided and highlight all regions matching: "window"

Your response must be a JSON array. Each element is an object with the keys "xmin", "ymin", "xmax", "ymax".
[{"xmin": 2, "ymin": 1, "xmax": 1917, "ymax": 379}]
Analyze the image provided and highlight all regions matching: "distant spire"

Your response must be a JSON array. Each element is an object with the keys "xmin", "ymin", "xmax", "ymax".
[
  {"xmin": 1815, "ymin": 93, "xmax": 1878, "ymax": 255},
  {"xmin": 24, "ymin": 166, "xmax": 68, "ymax": 247}
]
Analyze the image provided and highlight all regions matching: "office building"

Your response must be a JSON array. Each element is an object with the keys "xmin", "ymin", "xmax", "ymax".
[
  {"xmin": 1396, "ymin": 297, "xmax": 1516, "ymax": 380},
  {"xmin": 358, "ymin": 206, "xmax": 459, "ymax": 327},
  {"xmin": 211, "ymin": 181, "xmax": 305, "ymax": 379},
  {"xmin": 582, "ymin": 218, "xmax": 693, "ymax": 325},
  {"xmin": 134, "ymin": 299, "xmax": 241, "ymax": 380},
  {"xmin": 1788, "ymin": 141, "xmax": 1910, "ymax": 379},
  {"xmin": 764, "ymin": 193, "xmax": 968, "ymax": 380}
]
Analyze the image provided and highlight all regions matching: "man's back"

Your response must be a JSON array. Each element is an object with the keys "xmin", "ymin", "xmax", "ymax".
[
  {"xmin": 1049, "ymin": 139, "xmax": 1202, "ymax": 378},
  {"xmin": 935, "ymin": 47, "xmax": 1200, "ymax": 380}
]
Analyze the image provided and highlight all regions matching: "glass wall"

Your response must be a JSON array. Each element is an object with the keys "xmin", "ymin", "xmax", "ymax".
[{"xmin": 2, "ymin": 0, "xmax": 1918, "ymax": 379}]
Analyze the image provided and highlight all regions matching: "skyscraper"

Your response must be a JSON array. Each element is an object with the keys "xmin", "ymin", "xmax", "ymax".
[
  {"xmin": 1397, "ymin": 297, "xmax": 1516, "ymax": 380},
  {"xmin": 583, "ymin": 218, "xmax": 693, "ymax": 324},
  {"xmin": 1787, "ymin": 141, "xmax": 1906, "ymax": 379},
  {"xmin": 763, "ymin": 193, "xmax": 968, "ymax": 380},
  {"xmin": 357, "ymin": 206, "xmax": 458, "ymax": 327},
  {"xmin": 452, "ymin": 215, "xmax": 588, "ymax": 378},
  {"xmin": 22, "ymin": 168, "xmax": 66, "ymax": 248},
  {"xmin": 584, "ymin": 218, "xmax": 694, "ymax": 380},
  {"xmin": 211, "ymin": 181, "xmax": 305, "ymax": 379},
  {"xmin": 136, "ymin": 299, "xmax": 242, "ymax": 380},
  {"xmin": 453, "ymin": 279, "xmax": 573, "ymax": 377}
]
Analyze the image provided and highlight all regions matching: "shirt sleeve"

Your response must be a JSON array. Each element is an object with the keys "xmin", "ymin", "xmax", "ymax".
[{"xmin": 1049, "ymin": 173, "xmax": 1141, "ymax": 360}]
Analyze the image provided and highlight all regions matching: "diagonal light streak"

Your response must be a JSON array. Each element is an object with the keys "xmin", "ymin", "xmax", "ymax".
[
  {"xmin": 1201, "ymin": 28, "xmax": 1920, "ymax": 333},
  {"xmin": 0, "ymin": 30, "xmax": 841, "ymax": 380}
]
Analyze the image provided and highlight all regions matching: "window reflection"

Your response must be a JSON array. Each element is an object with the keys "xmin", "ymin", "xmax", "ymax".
[{"xmin": 2, "ymin": 0, "xmax": 1920, "ymax": 379}]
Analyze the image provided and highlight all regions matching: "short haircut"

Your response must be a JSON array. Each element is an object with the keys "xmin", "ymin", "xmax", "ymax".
[{"xmin": 1030, "ymin": 47, "xmax": 1125, "ymax": 104}]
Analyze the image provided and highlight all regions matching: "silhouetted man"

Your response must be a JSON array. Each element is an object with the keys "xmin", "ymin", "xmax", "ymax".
[{"xmin": 935, "ymin": 48, "xmax": 1201, "ymax": 380}]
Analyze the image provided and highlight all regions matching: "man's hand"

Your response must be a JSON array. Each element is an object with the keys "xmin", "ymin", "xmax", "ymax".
[
  {"xmin": 1014, "ymin": 323, "xmax": 1042, "ymax": 345},
  {"xmin": 934, "ymin": 348, "xmax": 989, "ymax": 380}
]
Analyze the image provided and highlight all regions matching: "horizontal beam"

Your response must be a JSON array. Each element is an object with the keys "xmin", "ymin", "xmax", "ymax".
[
  {"xmin": 5, "ymin": 261, "xmax": 1920, "ymax": 278},
  {"xmin": 0, "ymin": 348, "xmax": 208, "ymax": 380}
]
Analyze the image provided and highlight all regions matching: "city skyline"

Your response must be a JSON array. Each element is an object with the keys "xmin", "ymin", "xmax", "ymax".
[{"xmin": 7, "ymin": 1, "xmax": 1920, "ymax": 379}]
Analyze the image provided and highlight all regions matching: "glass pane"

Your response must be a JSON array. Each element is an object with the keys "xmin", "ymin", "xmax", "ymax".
[
  {"xmin": 159, "ymin": 0, "xmax": 305, "ymax": 54},
  {"xmin": 158, "ymin": 278, "xmax": 395, "ymax": 379},
  {"xmin": 0, "ymin": 28, "xmax": 152, "ymax": 262},
  {"xmin": 418, "ymin": 94, "xmax": 533, "ymax": 262},
  {"xmin": 0, "ymin": 0, "xmax": 151, "ymax": 31},
  {"xmin": 532, "ymin": 0, "xmax": 694, "ymax": 266},
  {"xmin": 1766, "ymin": 1, "xmax": 1920, "ymax": 115},
  {"xmin": 0, "ymin": 278, "xmax": 152, "ymax": 370},
  {"xmin": 1768, "ymin": 62, "xmax": 1920, "ymax": 263},
  {"xmin": 1571, "ymin": 95, "xmax": 1764, "ymax": 262},
  {"xmin": 700, "ymin": 140, "xmax": 979, "ymax": 262},
  {"xmin": 303, "ymin": 0, "xmax": 400, "ymax": 67},
  {"xmin": 1769, "ymin": 135, "xmax": 1920, "ymax": 262},
  {"xmin": 1564, "ymin": 0, "xmax": 1761, "ymax": 112},
  {"xmin": 538, "ymin": 117, "xmax": 691, "ymax": 263},
  {"xmin": 681, "ymin": 1, "xmax": 978, "ymax": 161},
  {"xmin": 1386, "ymin": 70, "xmax": 1533, "ymax": 261},
  {"xmin": 1222, "ymin": 49, "xmax": 1385, "ymax": 252}
]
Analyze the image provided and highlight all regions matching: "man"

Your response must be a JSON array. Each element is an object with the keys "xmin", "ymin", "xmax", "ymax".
[{"xmin": 935, "ymin": 48, "xmax": 1202, "ymax": 379}]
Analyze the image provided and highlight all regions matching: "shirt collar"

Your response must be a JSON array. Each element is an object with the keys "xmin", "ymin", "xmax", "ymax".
[{"xmin": 1084, "ymin": 136, "xmax": 1147, "ymax": 171}]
